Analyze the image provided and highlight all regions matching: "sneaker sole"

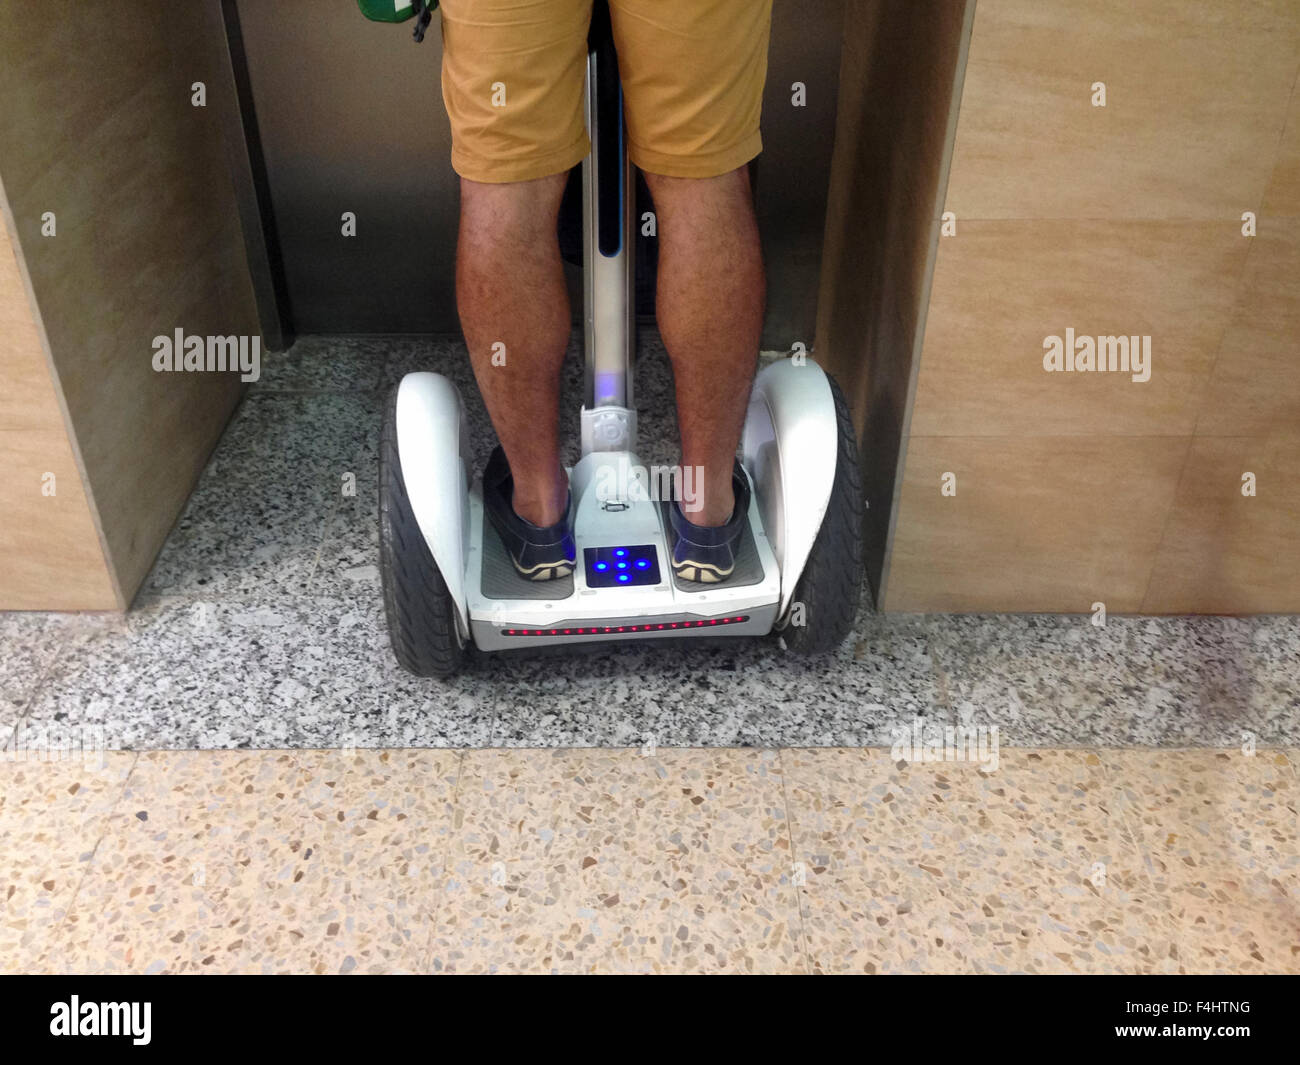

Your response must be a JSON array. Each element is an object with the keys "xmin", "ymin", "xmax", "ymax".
[
  {"xmin": 511, "ymin": 556, "xmax": 575, "ymax": 582},
  {"xmin": 671, "ymin": 558, "xmax": 734, "ymax": 584}
]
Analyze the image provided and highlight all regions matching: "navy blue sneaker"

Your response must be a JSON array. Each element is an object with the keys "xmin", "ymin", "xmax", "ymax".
[
  {"xmin": 481, "ymin": 446, "xmax": 576, "ymax": 581},
  {"xmin": 668, "ymin": 460, "xmax": 751, "ymax": 583}
]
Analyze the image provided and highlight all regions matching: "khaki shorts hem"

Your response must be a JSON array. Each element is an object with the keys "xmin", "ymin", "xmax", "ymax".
[
  {"xmin": 629, "ymin": 129, "xmax": 763, "ymax": 179},
  {"xmin": 451, "ymin": 136, "xmax": 591, "ymax": 184}
]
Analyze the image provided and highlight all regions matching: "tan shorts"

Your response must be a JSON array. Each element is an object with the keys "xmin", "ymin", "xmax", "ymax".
[{"xmin": 438, "ymin": 0, "xmax": 773, "ymax": 183}]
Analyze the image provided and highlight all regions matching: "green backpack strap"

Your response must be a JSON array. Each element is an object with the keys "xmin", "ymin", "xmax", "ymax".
[{"xmin": 357, "ymin": 0, "xmax": 438, "ymax": 42}]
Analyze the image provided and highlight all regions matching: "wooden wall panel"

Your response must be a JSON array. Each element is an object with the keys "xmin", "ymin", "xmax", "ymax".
[
  {"xmin": 1194, "ymin": 223, "xmax": 1300, "ymax": 437},
  {"xmin": 886, "ymin": 436, "xmax": 1186, "ymax": 613},
  {"xmin": 1142, "ymin": 434, "xmax": 1300, "ymax": 614},
  {"xmin": 881, "ymin": 0, "xmax": 1300, "ymax": 614},
  {"xmin": 813, "ymin": 0, "xmax": 974, "ymax": 599},
  {"xmin": 0, "ymin": 213, "xmax": 63, "ymax": 433},
  {"xmin": 1262, "ymin": 83, "xmax": 1300, "ymax": 217},
  {"xmin": 0, "ymin": 2, "xmax": 260, "ymax": 605},
  {"xmin": 0, "ymin": 429, "xmax": 117, "ymax": 611},
  {"xmin": 0, "ymin": 209, "xmax": 116, "ymax": 610},
  {"xmin": 945, "ymin": 0, "xmax": 1300, "ymax": 219},
  {"xmin": 910, "ymin": 221, "xmax": 1248, "ymax": 437}
]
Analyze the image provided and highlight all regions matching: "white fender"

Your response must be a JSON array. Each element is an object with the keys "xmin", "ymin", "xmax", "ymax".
[
  {"xmin": 395, "ymin": 372, "xmax": 472, "ymax": 639},
  {"xmin": 742, "ymin": 358, "xmax": 838, "ymax": 620}
]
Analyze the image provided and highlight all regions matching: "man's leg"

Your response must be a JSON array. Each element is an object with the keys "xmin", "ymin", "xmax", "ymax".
[
  {"xmin": 607, "ymin": 0, "xmax": 772, "ymax": 537},
  {"xmin": 456, "ymin": 173, "xmax": 572, "ymax": 528},
  {"xmin": 438, "ymin": 0, "xmax": 591, "ymax": 541},
  {"xmin": 643, "ymin": 166, "xmax": 765, "ymax": 527}
]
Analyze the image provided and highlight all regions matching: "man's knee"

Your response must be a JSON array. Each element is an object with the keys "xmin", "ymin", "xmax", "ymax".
[
  {"xmin": 642, "ymin": 166, "xmax": 752, "ymax": 211},
  {"xmin": 459, "ymin": 172, "xmax": 568, "ymax": 248}
]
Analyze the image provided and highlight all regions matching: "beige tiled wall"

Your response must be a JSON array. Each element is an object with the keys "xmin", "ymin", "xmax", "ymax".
[{"xmin": 882, "ymin": 0, "xmax": 1300, "ymax": 613}]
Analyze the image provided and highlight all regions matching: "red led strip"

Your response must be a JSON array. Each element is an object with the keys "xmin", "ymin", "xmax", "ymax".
[{"xmin": 503, "ymin": 615, "xmax": 750, "ymax": 637}]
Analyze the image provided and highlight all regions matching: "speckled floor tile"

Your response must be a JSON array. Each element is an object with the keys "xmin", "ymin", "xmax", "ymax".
[
  {"xmin": 784, "ymin": 748, "xmax": 1172, "ymax": 973},
  {"xmin": 308, "ymin": 430, "xmax": 383, "ymax": 602},
  {"xmin": 0, "ymin": 753, "xmax": 134, "ymax": 972},
  {"xmin": 2, "ymin": 746, "xmax": 1296, "ymax": 974},
  {"xmin": 139, "ymin": 393, "xmax": 385, "ymax": 603},
  {"xmin": 0, "ymin": 624, "xmax": 51, "ymax": 746},
  {"xmin": 310, "ymin": 337, "xmax": 481, "ymax": 599},
  {"xmin": 256, "ymin": 334, "xmax": 386, "ymax": 392},
  {"xmin": 1106, "ymin": 748, "xmax": 1299, "ymax": 974},
  {"xmin": 0, "ymin": 613, "xmax": 131, "ymax": 750},
  {"xmin": 0, "ymin": 613, "xmax": 99, "ymax": 720},
  {"xmin": 17, "ymin": 596, "xmax": 499, "ymax": 749},
  {"xmin": 931, "ymin": 614, "xmax": 1277, "ymax": 747},
  {"xmin": 491, "ymin": 642, "xmax": 734, "ymax": 748},
  {"xmin": 0, "ymin": 613, "xmax": 60, "ymax": 723},
  {"xmin": 310, "ymin": 522, "xmax": 383, "ymax": 602},
  {"xmin": 428, "ymin": 748, "xmax": 804, "ymax": 972},
  {"xmin": 1248, "ymin": 617, "xmax": 1300, "ymax": 741},
  {"xmin": 45, "ymin": 749, "xmax": 459, "ymax": 974}
]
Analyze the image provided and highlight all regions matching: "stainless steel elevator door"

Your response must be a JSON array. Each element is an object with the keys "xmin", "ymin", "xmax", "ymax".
[{"xmin": 234, "ymin": 0, "xmax": 842, "ymax": 345}]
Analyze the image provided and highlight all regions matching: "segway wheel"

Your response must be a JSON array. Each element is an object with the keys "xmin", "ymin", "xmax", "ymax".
[
  {"xmin": 379, "ymin": 388, "xmax": 468, "ymax": 677},
  {"xmin": 781, "ymin": 372, "xmax": 865, "ymax": 654}
]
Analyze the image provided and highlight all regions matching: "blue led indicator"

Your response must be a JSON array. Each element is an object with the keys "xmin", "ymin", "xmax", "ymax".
[{"xmin": 584, "ymin": 544, "xmax": 659, "ymax": 587}]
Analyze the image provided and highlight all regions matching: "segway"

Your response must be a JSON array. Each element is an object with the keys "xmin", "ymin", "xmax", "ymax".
[{"xmin": 379, "ymin": 9, "xmax": 864, "ymax": 677}]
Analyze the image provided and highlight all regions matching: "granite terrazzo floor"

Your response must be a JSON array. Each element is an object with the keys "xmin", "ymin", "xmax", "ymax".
[
  {"xmin": 0, "ymin": 333, "xmax": 1297, "ymax": 752},
  {"xmin": 1, "ymin": 334, "xmax": 1298, "ymax": 973}
]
